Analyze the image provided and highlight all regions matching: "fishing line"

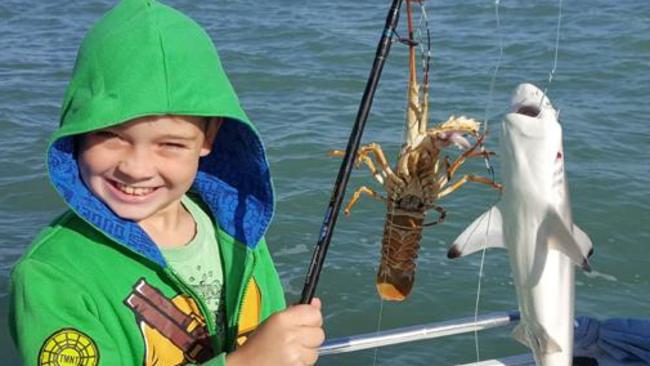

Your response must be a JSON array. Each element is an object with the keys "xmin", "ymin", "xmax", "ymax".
[
  {"xmin": 473, "ymin": 0, "xmax": 503, "ymax": 362},
  {"xmin": 481, "ymin": 0, "xmax": 503, "ymax": 139},
  {"xmin": 416, "ymin": 5, "xmax": 432, "ymax": 90},
  {"xmin": 371, "ymin": 290, "xmax": 387, "ymax": 366},
  {"xmin": 373, "ymin": 2, "xmax": 427, "ymax": 364},
  {"xmin": 540, "ymin": 0, "xmax": 564, "ymax": 106},
  {"xmin": 479, "ymin": 0, "xmax": 503, "ymax": 183},
  {"xmin": 472, "ymin": 0, "xmax": 564, "ymax": 362}
]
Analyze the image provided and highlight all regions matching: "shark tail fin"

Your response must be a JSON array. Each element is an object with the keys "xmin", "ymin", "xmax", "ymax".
[
  {"xmin": 542, "ymin": 208, "xmax": 594, "ymax": 271},
  {"xmin": 513, "ymin": 322, "xmax": 562, "ymax": 355},
  {"xmin": 447, "ymin": 204, "xmax": 505, "ymax": 259}
]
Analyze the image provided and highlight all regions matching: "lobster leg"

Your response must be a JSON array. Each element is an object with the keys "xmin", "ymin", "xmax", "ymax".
[
  {"xmin": 444, "ymin": 135, "xmax": 495, "ymax": 179},
  {"xmin": 447, "ymin": 149, "xmax": 495, "ymax": 179},
  {"xmin": 437, "ymin": 174, "xmax": 502, "ymax": 199},
  {"xmin": 330, "ymin": 149, "xmax": 382, "ymax": 185},
  {"xmin": 330, "ymin": 144, "xmax": 405, "ymax": 190},
  {"xmin": 422, "ymin": 206, "xmax": 447, "ymax": 226},
  {"xmin": 343, "ymin": 186, "xmax": 386, "ymax": 216},
  {"xmin": 356, "ymin": 143, "xmax": 399, "ymax": 185}
]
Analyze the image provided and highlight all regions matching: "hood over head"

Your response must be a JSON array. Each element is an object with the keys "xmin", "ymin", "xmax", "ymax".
[{"xmin": 47, "ymin": 0, "xmax": 273, "ymax": 266}]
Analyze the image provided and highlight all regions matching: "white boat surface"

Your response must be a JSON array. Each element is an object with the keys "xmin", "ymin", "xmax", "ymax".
[{"xmin": 457, "ymin": 350, "xmax": 647, "ymax": 366}]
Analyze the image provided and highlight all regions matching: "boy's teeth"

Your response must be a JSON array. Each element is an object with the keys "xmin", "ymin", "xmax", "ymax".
[{"xmin": 115, "ymin": 182, "xmax": 154, "ymax": 196}]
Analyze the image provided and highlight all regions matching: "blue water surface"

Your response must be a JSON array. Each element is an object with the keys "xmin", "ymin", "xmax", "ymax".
[{"xmin": 1, "ymin": 1, "xmax": 648, "ymax": 364}]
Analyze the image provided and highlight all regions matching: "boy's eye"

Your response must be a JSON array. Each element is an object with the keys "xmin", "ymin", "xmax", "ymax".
[{"xmin": 162, "ymin": 142, "xmax": 188, "ymax": 149}]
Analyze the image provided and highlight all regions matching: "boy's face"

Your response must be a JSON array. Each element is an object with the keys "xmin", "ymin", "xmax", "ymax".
[{"xmin": 78, "ymin": 115, "xmax": 220, "ymax": 223}]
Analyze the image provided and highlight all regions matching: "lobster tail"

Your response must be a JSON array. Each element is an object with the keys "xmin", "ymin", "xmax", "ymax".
[{"xmin": 376, "ymin": 211, "xmax": 424, "ymax": 301}]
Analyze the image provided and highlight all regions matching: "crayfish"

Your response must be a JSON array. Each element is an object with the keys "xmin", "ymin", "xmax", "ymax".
[{"xmin": 331, "ymin": 0, "xmax": 501, "ymax": 301}]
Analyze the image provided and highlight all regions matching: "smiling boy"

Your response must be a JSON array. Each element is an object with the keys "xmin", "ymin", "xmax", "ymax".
[
  {"xmin": 9, "ymin": 1, "xmax": 323, "ymax": 365},
  {"xmin": 78, "ymin": 115, "xmax": 221, "ymax": 247}
]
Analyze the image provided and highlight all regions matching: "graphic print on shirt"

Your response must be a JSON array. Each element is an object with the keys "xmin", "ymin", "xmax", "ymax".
[
  {"xmin": 38, "ymin": 328, "xmax": 99, "ymax": 366},
  {"xmin": 124, "ymin": 279, "xmax": 214, "ymax": 366},
  {"xmin": 184, "ymin": 264, "xmax": 226, "ymax": 343},
  {"xmin": 236, "ymin": 279, "xmax": 262, "ymax": 346}
]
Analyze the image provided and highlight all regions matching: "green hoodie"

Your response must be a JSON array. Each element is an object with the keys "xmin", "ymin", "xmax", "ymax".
[{"xmin": 9, "ymin": 1, "xmax": 286, "ymax": 365}]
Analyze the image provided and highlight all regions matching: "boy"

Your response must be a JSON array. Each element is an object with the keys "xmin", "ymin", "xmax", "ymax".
[{"xmin": 9, "ymin": 0, "xmax": 324, "ymax": 365}]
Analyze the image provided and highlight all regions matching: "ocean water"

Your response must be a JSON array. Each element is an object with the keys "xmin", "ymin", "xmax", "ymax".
[{"xmin": 0, "ymin": 0, "xmax": 648, "ymax": 364}]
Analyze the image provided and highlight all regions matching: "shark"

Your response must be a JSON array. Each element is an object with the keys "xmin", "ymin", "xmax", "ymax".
[{"xmin": 448, "ymin": 83, "xmax": 593, "ymax": 365}]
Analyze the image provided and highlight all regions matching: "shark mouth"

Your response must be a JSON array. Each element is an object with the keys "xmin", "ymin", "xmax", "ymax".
[
  {"xmin": 510, "ymin": 83, "xmax": 550, "ymax": 119},
  {"xmin": 515, "ymin": 104, "xmax": 541, "ymax": 118}
]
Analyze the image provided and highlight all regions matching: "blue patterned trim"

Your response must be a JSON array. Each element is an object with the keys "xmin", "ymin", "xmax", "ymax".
[
  {"xmin": 47, "ymin": 118, "xmax": 274, "ymax": 267},
  {"xmin": 194, "ymin": 120, "xmax": 274, "ymax": 248}
]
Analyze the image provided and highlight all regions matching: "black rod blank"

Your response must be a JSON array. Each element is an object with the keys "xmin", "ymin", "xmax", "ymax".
[{"xmin": 300, "ymin": 0, "xmax": 405, "ymax": 304}]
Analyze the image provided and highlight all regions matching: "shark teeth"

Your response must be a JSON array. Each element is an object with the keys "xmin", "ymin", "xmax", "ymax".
[{"xmin": 114, "ymin": 182, "xmax": 155, "ymax": 196}]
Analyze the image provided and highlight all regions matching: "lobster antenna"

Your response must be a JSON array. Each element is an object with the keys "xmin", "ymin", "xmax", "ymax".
[
  {"xmin": 404, "ymin": 0, "xmax": 419, "ymax": 146},
  {"xmin": 417, "ymin": 2, "xmax": 432, "ymax": 136},
  {"xmin": 373, "ymin": 2, "xmax": 418, "ymax": 363}
]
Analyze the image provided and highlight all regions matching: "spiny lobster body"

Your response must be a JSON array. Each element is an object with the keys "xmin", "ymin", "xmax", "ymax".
[
  {"xmin": 333, "ymin": 117, "xmax": 498, "ymax": 301},
  {"xmin": 331, "ymin": 1, "xmax": 500, "ymax": 301}
]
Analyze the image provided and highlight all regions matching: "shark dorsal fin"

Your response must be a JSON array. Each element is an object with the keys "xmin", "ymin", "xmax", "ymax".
[{"xmin": 448, "ymin": 204, "xmax": 505, "ymax": 259}]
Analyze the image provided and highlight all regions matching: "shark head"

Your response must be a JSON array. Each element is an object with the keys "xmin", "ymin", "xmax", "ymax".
[
  {"xmin": 505, "ymin": 83, "xmax": 559, "ymax": 136},
  {"xmin": 501, "ymin": 83, "xmax": 562, "ymax": 151},
  {"xmin": 511, "ymin": 83, "xmax": 555, "ymax": 118},
  {"xmin": 500, "ymin": 83, "xmax": 563, "ymax": 191}
]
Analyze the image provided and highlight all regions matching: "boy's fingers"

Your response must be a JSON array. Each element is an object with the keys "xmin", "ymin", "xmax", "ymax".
[
  {"xmin": 285, "ymin": 304, "xmax": 322, "ymax": 327},
  {"xmin": 301, "ymin": 348, "xmax": 320, "ymax": 366},
  {"xmin": 300, "ymin": 326, "xmax": 326, "ymax": 349},
  {"xmin": 309, "ymin": 297, "xmax": 322, "ymax": 310}
]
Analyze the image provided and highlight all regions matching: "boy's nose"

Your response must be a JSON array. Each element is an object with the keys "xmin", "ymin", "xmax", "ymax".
[{"xmin": 115, "ymin": 148, "xmax": 156, "ymax": 181}]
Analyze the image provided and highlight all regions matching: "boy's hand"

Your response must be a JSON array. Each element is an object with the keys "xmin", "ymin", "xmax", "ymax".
[{"xmin": 226, "ymin": 298, "xmax": 325, "ymax": 366}]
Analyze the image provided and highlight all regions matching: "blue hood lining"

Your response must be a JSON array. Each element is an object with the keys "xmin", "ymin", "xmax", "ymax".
[{"xmin": 47, "ymin": 118, "xmax": 274, "ymax": 267}]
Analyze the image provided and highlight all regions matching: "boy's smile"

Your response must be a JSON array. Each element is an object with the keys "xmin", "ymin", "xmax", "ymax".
[
  {"xmin": 111, "ymin": 181, "xmax": 156, "ymax": 197},
  {"xmin": 78, "ymin": 115, "xmax": 219, "ymax": 233},
  {"xmin": 106, "ymin": 178, "xmax": 161, "ymax": 202}
]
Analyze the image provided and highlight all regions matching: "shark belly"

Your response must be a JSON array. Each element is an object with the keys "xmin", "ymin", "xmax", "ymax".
[
  {"xmin": 504, "ymin": 199, "xmax": 575, "ymax": 366},
  {"xmin": 517, "ymin": 247, "xmax": 574, "ymax": 365}
]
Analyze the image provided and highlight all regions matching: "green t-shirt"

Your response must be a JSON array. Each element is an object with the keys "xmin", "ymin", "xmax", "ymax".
[{"xmin": 161, "ymin": 195, "xmax": 226, "ymax": 345}]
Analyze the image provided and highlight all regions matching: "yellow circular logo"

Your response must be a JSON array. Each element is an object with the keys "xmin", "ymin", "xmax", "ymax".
[{"xmin": 38, "ymin": 328, "xmax": 99, "ymax": 366}]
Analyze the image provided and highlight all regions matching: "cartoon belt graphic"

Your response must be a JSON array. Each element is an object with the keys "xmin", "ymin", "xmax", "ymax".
[{"xmin": 125, "ymin": 279, "xmax": 214, "ymax": 365}]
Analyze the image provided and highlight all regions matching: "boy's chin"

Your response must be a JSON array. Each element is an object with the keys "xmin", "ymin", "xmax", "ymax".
[
  {"xmin": 106, "ymin": 204, "xmax": 158, "ymax": 223},
  {"xmin": 101, "ymin": 195, "xmax": 184, "ymax": 224}
]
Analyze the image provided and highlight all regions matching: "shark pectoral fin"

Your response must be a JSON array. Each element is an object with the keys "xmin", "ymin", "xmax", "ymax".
[
  {"xmin": 542, "ymin": 209, "xmax": 592, "ymax": 271},
  {"xmin": 447, "ymin": 204, "xmax": 505, "ymax": 259},
  {"xmin": 512, "ymin": 323, "xmax": 562, "ymax": 355},
  {"xmin": 572, "ymin": 224, "xmax": 594, "ymax": 258}
]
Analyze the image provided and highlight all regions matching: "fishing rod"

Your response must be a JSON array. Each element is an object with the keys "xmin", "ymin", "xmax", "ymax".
[{"xmin": 299, "ymin": 0, "xmax": 405, "ymax": 304}]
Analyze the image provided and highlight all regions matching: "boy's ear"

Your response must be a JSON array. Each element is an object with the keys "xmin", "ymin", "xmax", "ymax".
[{"xmin": 200, "ymin": 117, "xmax": 222, "ymax": 157}]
